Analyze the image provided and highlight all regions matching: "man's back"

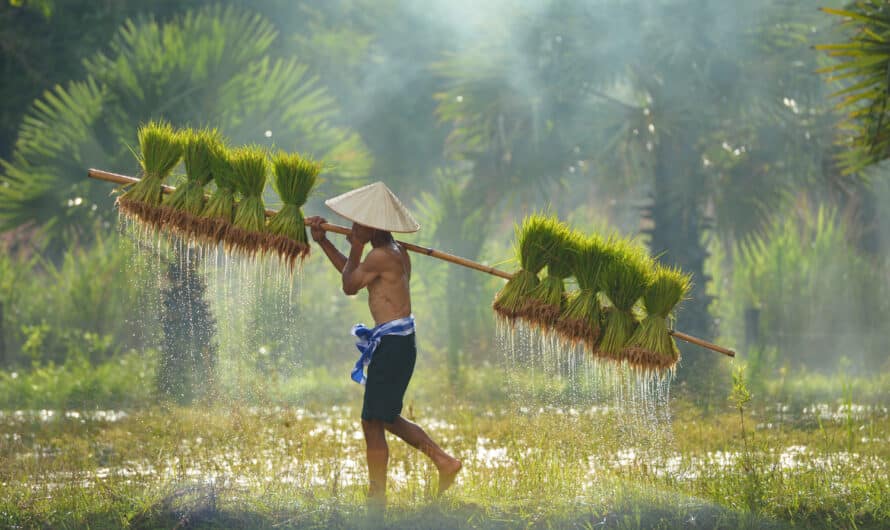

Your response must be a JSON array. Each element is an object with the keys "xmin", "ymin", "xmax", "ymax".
[{"xmin": 366, "ymin": 242, "xmax": 412, "ymax": 325}]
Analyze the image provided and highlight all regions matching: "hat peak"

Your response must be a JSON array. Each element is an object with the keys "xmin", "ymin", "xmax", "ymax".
[{"xmin": 324, "ymin": 181, "xmax": 420, "ymax": 233}]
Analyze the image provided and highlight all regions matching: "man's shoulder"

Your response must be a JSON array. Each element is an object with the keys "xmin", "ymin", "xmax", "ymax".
[{"xmin": 365, "ymin": 245, "xmax": 402, "ymax": 268}]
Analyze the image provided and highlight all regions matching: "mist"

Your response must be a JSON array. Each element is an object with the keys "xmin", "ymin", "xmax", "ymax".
[{"xmin": 1, "ymin": 0, "xmax": 888, "ymax": 527}]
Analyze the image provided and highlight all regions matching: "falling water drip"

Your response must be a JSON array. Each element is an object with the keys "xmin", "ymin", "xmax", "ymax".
[{"xmin": 496, "ymin": 321, "xmax": 675, "ymax": 451}]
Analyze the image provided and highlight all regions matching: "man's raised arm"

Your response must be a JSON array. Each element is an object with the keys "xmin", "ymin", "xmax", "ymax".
[
  {"xmin": 307, "ymin": 216, "xmax": 347, "ymax": 272},
  {"xmin": 341, "ymin": 239, "xmax": 382, "ymax": 295}
]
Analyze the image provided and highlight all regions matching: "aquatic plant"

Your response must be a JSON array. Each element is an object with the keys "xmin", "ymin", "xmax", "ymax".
[
  {"xmin": 160, "ymin": 128, "xmax": 224, "ymax": 239},
  {"xmin": 197, "ymin": 145, "xmax": 238, "ymax": 243},
  {"xmin": 624, "ymin": 264, "xmax": 691, "ymax": 370},
  {"xmin": 556, "ymin": 233, "xmax": 609, "ymax": 348},
  {"xmin": 598, "ymin": 236, "xmax": 653, "ymax": 359},
  {"xmin": 521, "ymin": 219, "xmax": 578, "ymax": 331},
  {"xmin": 225, "ymin": 145, "xmax": 269, "ymax": 256},
  {"xmin": 266, "ymin": 151, "xmax": 322, "ymax": 267},
  {"xmin": 492, "ymin": 213, "xmax": 555, "ymax": 322},
  {"xmin": 117, "ymin": 121, "xmax": 182, "ymax": 228}
]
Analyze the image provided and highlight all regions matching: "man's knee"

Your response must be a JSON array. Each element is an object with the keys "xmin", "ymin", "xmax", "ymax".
[
  {"xmin": 362, "ymin": 419, "xmax": 386, "ymax": 441},
  {"xmin": 382, "ymin": 417, "xmax": 399, "ymax": 433}
]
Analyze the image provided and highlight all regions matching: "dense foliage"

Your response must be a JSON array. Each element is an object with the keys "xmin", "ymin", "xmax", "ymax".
[{"xmin": 1, "ymin": 0, "xmax": 888, "ymax": 391}]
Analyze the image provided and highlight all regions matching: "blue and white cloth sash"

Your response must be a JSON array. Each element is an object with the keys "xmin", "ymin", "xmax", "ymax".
[{"xmin": 350, "ymin": 315, "xmax": 415, "ymax": 385}]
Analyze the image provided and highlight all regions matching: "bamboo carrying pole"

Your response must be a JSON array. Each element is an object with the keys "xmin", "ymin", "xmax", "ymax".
[{"xmin": 88, "ymin": 168, "xmax": 735, "ymax": 358}]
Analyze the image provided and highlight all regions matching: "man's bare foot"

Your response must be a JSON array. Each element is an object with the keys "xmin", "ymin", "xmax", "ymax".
[
  {"xmin": 436, "ymin": 457, "xmax": 462, "ymax": 495},
  {"xmin": 365, "ymin": 490, "xmax": 385, "ymax": 525}
]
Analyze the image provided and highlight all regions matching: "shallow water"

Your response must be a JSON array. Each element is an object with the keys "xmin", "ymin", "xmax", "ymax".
[{"xmin": 4, "ymin": 404, "xmax": 887, "ymax": 495}]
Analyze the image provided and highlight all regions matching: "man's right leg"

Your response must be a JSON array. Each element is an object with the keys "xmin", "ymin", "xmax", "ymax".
[
  {"xmin": 384, "ymin": 416, "xmax": 462, "ymax": 494},
  {"xmin": 361, "ymin": 419, "xmax": 388, "ymax": 504}
]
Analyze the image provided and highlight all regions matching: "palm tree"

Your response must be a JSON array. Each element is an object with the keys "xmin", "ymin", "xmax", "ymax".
[
  {"xmin": 817, "ymin": 1, "xmax": 890, "ymax": 173},
  {"xmin": 0, "ymin": 4, "xmax": 371, "ymax": 257},
  {"xmin": 0, "ymin": 5, "xmax": 372, "ymax": 400},
  {"xmin": 431, "ymin": 0, "xmax": 844, "ymax": 386}
]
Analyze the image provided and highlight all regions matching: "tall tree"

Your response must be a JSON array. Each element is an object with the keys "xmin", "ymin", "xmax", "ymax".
[
  {"xmin": 158, "ymin": 247, "xmax": 216, "ymax": 404},
  {"xmin": 0, "ymin": 5, "xmax": 372, "ymax": 398},
  {"xmin": 0, "ymin": 0, "xmax": 205, "ymax": 159},
  {"xmin": 0, "ymin": 4, "xmax": 370, "ymax": 258},
  {"xmin": 431, "ymin": 0, "xmax": 844, "ymax": 385}
]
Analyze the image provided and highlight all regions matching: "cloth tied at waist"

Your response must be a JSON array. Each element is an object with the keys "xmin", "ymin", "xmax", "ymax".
[{"xmin": 350, "ymin": 315, "xmax": 415, "ymax": 385}]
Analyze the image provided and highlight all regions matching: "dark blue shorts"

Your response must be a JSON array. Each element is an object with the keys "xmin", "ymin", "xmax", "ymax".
[{"xmin": 361, "ymin": 333, "xmax": 416, "ymax": 423}]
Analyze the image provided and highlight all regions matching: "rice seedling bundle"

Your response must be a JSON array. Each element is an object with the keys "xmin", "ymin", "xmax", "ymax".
[
  {"xmin": 492, "ymin": 214, "xmax": 556, "ymax": 322},
  {"xmin": 117, "ymin": 121, "xmax": 182, "ymax": 228},
  {"xmin": 556, "ymin": 233, "xmax": 609, "ymax": 348},
  {"xmin": 624, "ymin": 264, "xmax": 691, "ymax": 370},
  {"xmin": 225, "ymin": 145, "xmax": 269, "ymax": 256},
  {"xmin": 519, "ymin": 217, "xmax": 577, "ymax": 331},
  {"xmin": 159, "ymin": 128, "xmax": 224, "ymax": 239},
  {"xmin": 598, "ymin": 236, "xmax": 653, "ymax": 359},
  {"xmin": 196, "ymin": 145, "xmax": 238, "ymax": 243},
  {"xmin": 266, "ymin": 151, "xmax": 322, "ymax": 267}
]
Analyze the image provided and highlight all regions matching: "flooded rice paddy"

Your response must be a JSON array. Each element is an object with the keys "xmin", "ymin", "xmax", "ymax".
[{"xmin": 1, "ymin": 398, "xmax": 888, "ymax": 528}]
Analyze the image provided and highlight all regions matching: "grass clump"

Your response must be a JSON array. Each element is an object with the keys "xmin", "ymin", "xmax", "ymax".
[
  {"xmin": 598, "ymin": 236, "xmax": 653, "ymax": 360},
  {"xmin": 225, "ymin": 145, "xmax": 269, "ymax": 256},
  {"xmin": 556, "ymin": 233, "xmax": 609, "ymax": 348},
  {"xmin": 160, "ymin": 128, "xmax": 224, "ymax": 239},
  {"xmin": 266, "ymin": 151, "xmax": 322, "ymax": 267},
  {"xmin": 117, "ymin": 120, "xmax": 182, "ymax": 228},
  {"xmin": 197, "ymin": 145, "xmax": 238, "ymax": 243},
  {"xmin": 624, "ymin": 264, "xmax": 691, "ymax": 371},
  {"xmin": 521, "ymin": 219, "xmax": 578, "ymax": 331},
  {"xmin": 492, "ymin": 214, "xmax": 555, "ymax": 322}
]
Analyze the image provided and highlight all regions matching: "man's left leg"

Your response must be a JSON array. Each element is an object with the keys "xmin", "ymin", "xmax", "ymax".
[
  {"xmin": 362, "ymin": 419, "xmax": 388, "ymax": 506},
  {"xmin": 384, "ymin": 416, "xmax": 462, "ymax": 494}
]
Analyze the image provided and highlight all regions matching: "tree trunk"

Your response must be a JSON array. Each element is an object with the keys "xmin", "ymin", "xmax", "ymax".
[
  {"xmin": 157, "ymin": 246, "xmax": 217, "ymax": 404},
  {"xmin": 647, "ymin": 135, "xmax": 721, "ymax": 397},
  {"xmin": 445, "ymin": 265, "xmax": 464, "ymax": 386}
]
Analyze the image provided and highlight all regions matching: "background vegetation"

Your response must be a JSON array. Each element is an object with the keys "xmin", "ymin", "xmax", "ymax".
[{"xmin": 1, "ymin": 0, "xmax": 889, "ymax": 527}]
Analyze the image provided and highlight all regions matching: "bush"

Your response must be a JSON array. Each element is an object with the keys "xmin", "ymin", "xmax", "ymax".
[
  {"xmin": 0, "ymin": 349, "xmax": 156, "ymax": 409},
  {"xmin": 712, "ymin": 206, "xmax": 890, "ymax": 374},
  {"xmin": 0, "ymin": 234, "xmax": 161, "ymax": 367}
]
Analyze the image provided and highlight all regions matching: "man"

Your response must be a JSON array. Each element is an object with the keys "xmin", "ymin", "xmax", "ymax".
[{"xmin": 305, "ymin": 181, "xmax": 461, "ymax": 510}]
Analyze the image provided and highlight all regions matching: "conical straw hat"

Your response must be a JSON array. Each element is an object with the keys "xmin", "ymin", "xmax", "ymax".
[{"xmin": 324, "ymin": 181, "xmax": 420, "ymax": 233}]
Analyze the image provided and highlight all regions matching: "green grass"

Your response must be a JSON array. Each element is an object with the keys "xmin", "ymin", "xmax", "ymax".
[
  {"xmin": 522, "ymin": 222, "xmax": 579, "ymax": 330},
  {"xmin": 0, "ymin": 362, "xmax": 888, "ymax": 529},
  {"xmin": 164, "ymin": 128, "xmax": 224, "ymax": 215},
  {"xmin": 117, "ymin": 121, "xmax": 184, "ymax": 230},
  {"xmin": 201, "ymin": 147, "xmax": 238, "ymax": 221},
  {"xmin": 599, "ymin": 236, "xmax": 654, "ymax": 357},
  {"xmin": 625, "ymin": 265, "xmax": 693, "ymax": 369},
  {"xmin": 230, "ymin": 145, "xmax": 269, "ymax": 234},
  {"xmin": 266, "ymin": 151, "xmax": 322, "ymax": 263}
]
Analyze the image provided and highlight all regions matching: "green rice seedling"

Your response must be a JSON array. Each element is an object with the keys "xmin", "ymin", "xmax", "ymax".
[
  {"xmin": 117, "ymin": 121, "xmax": 183, "ymax": 228},
  {"xmin": 493, "ymin": 214, "xmax": 554, "ymax": 322},
  {"xmin": 197, "ymin": 145, "xmax": 238, "ymax": 243},
  {"xmin": 598, "ymin": 236, "xmax": 653, "ymax": 360},
  {"xmin": 556, "ymin": 233, "xmax": 609, "ymax": 348},
  {"xmin": 624, "ymin": 264, "xmax": 691, "ymax": 371},
  {"xmin": 519, "ymin": 217, "xmax": 577, "ymax": 331},
  {"xmin": 266, "ymin": 151, "xmax": 322, "ymax": 267},
  {"xmin": 225, "ymin": 145, "xmax": 269, "ymax": 256},
  {"xmin": 159, "ymin": 128, "xmax": 224, "ymax": 239}
]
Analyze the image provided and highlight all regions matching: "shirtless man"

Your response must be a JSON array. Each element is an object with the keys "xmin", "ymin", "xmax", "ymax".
[{"xmin": 306, "ymin": 215, "xmax": 462, "ymax": 509}]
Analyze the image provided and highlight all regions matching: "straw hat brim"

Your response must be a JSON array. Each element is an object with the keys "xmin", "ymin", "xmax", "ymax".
[{"xmin": 324, "ymin": 181, "xmax": 420, "ymax": 233}]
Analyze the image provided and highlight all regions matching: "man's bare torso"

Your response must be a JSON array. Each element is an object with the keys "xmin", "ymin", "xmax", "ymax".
[{"xmin": 367, "ymin": 242, "xmax": 412, "ymax": 325}]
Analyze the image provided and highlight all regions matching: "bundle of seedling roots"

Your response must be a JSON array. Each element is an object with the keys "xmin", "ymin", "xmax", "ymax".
[
  {"xmin": 117, "ymin": 121, "xmax": 321, "ymax": 267},
  {"xmin": 493, "ymin": 213, "xmax": 692, "ymax": 372}
]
